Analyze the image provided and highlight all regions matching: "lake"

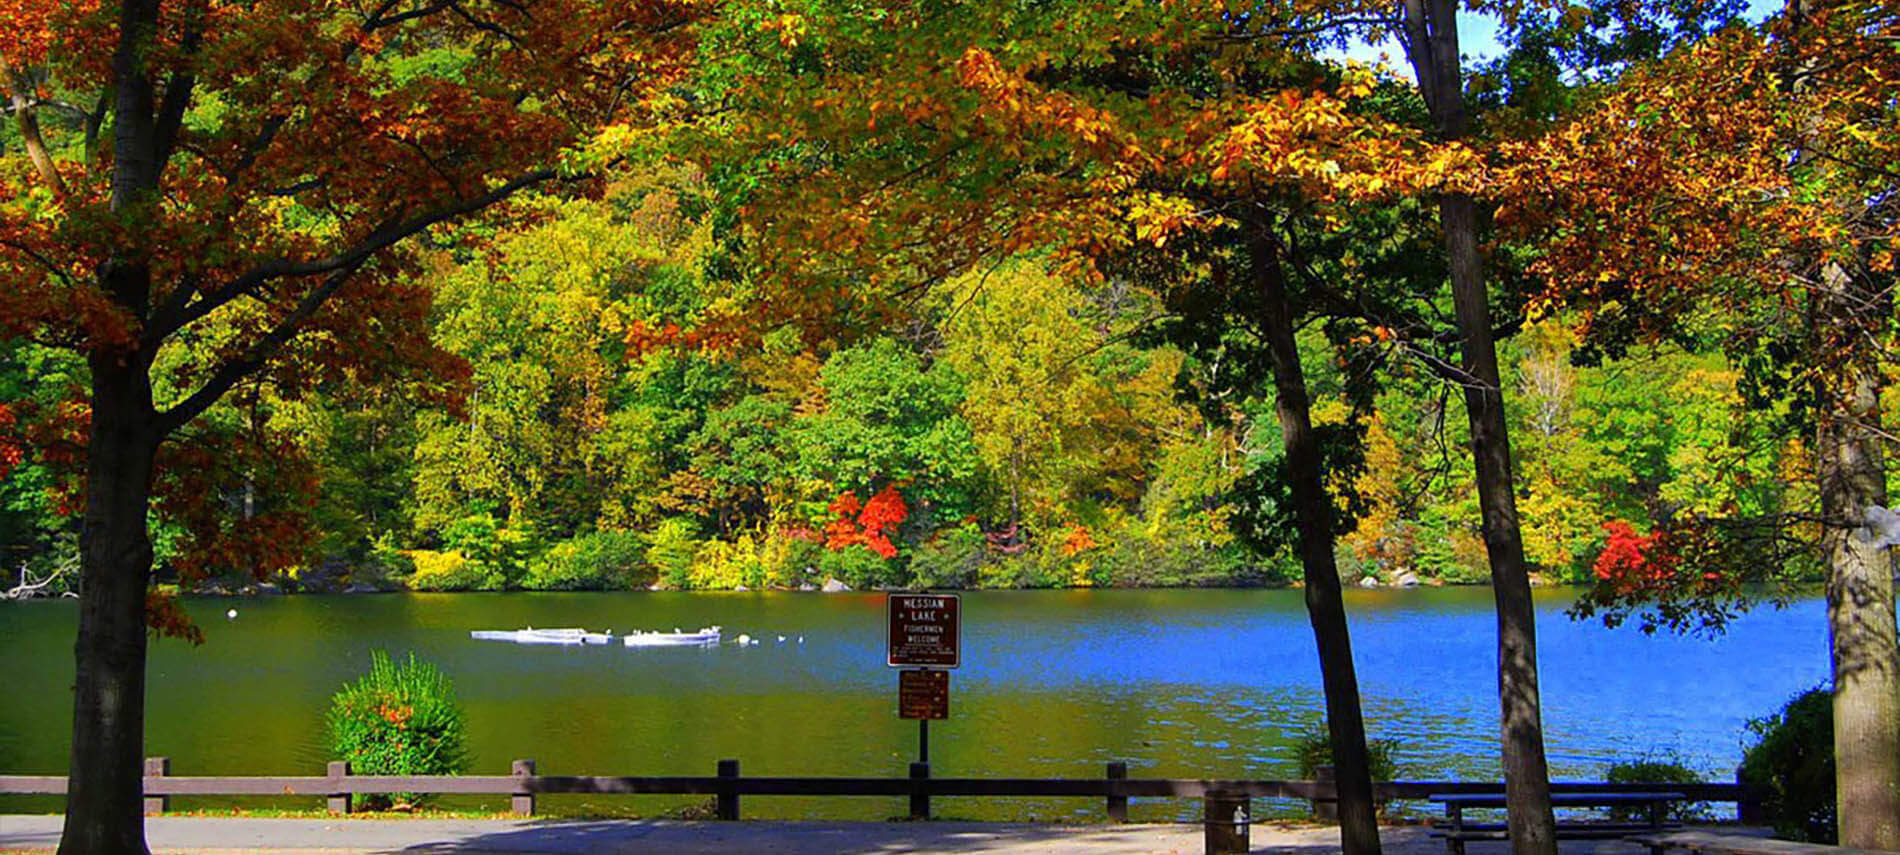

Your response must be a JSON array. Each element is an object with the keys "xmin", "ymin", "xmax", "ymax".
[{"xmin": 0, "ymin": 587, "xmax": 1828, "ymax": 820}]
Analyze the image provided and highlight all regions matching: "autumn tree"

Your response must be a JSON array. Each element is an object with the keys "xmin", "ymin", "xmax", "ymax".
[
  {"xmin": 0, "ymin": 2, "xmax": 704, "ymax": 852},
  {"xmin": 1501, "ymin": 2, "xmax": 1900, "ymax": 845},
  {"xmin": 693, "ymin": 1, "xmax": 1521, "ymax": 848}
]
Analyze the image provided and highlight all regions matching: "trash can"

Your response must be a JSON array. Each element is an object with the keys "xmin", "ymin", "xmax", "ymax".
[{"xmin": 1204, "ymin": 790, "xmax": 1251, "ymax": 855}]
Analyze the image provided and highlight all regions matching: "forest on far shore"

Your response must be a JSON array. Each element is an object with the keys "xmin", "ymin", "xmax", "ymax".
[{"xmin": 0, "ymin": 165, "xmax": 1821, "ymax": 596}]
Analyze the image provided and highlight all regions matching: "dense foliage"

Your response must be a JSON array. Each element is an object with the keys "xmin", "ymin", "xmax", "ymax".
[
  {"xmin": 1739, "ymin": 688, "xmax": 1838, "ymax": 843},
  {"xmin": 1295, "ymin": 726, "xmax": 1403, "ymax": 782},
  {"xmin": 324, "ymin": 651, "xmax": 467, "ymax": 811},
  {"xmin": 0, "ymin": 171, "xmax": 1817, "ymax": 594},
  {"xmin": 1604, "ymin": 756, "xmax": 1707, "ymax": 822}
]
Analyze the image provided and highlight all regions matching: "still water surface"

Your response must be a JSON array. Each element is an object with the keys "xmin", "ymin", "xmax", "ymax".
[{"xmin": 0, "ymin": 587, "xmax": 1826, "ymax": 819}]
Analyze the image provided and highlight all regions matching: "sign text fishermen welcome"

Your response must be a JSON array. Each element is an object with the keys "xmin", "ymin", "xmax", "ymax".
[{"xmin": 886, "ymin": 592, "xmax": 961, "ymax": 668}]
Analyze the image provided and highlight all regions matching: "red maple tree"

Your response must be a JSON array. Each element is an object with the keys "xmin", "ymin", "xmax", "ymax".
[{"xmin": 823, "ymin": 484, "xmax": 909, "ymax": 559}]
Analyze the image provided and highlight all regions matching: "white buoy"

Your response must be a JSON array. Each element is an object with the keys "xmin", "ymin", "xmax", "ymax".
[
  {"xmin": 226, "ymin": 608, "xmax": 237, "ymax": 619},
  {"xmin": 736, "ymin": 633, "xmax": 751, "ymax": 645}
]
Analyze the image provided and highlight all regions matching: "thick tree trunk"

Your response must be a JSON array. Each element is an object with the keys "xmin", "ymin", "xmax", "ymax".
[
  {"xmin": 60, "ymin": 4, "xmax": 165, "ymax": 851},
  {"xmin": 1253, "ymin": 234, "xmax": 1382, "ymax": 855},
  {"xmin": 58, "ymin": 351, "xmax": 159, "ymax": 855},
  {"xmin": 1814, "ymin": 269, "xmax": 1900, "ymax": 850}
]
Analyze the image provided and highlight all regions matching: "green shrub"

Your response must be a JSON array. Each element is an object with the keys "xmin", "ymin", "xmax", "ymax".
[
  {"xmin": 645, "ymin": 518, "xmax": 701, "ymax": 589},
  {"xmin": 1605, "ymin": 755, "xmax": 1708, "ymax": 821},
  {"xmin": 817, "ymin": 543, "xmax": 897, "ymax": 589},
  {"xmin": 1087, "ymin": 514, "xmax": 1260, "ymax": 587},
  {"xmin": 1739, "ymin": 687, "xmax": 1836, "ymax": 842},
  {"xmin": 758, "ymin": 531, "xmax": 825, "ymax": 588},
  {"xmin": 402, "ymin": 549, "xmax": 506, "ymax": 591},
  {"xmin": 525, "ymin": 530, "xmax": 647, "ymax": 590},
  {"xmin": 354, "ymin": 533, "xmax": 416, "ymax": 589},
  {"xmin": 1293, "ymin": 725, "xmax": 1402, "ymax": 781},
  {"xmin": 325, "ymin": 651, "xmax": 467, "ymax": 810},
  {"xmin": 907, "ymin": 525, "xmax": 986, "ymax": 589},
  {"xmin": 690, "ymin": 534, "xmax": 768, "ymax": 590}
]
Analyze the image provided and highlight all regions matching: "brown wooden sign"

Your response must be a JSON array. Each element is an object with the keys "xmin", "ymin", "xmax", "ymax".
[
  {"xmin": 898, "ymin": 668, "xmax": 949, "ymax": 720},
  {"xmin": 887, "ymin": 592, "xmax": 960, "ymax": 668}
]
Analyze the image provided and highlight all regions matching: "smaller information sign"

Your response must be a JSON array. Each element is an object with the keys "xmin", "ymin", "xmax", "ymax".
[
  {"xmin": 898, "ymin": 668, "xmax": 949, "ymax": 720},
  {"xmin": 887, "ymin": 592, "xmax": 961, "ymax": 668}
]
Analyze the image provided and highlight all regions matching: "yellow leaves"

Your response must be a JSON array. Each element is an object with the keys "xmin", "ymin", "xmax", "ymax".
[
  {"xmin": 1125, "ymin": 192, "xmax": 1205, "ymax": 247},
  {"xmin": 759, "ymin": 13, "xmax": 808, "ymax": 48}
]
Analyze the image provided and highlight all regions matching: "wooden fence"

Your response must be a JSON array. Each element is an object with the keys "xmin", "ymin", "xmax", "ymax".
[{"xmin": 0, "ymin": 758, "xmax": 1760, "ymax": 822}]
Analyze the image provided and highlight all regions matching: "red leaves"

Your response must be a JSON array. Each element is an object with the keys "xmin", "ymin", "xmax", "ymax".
[
  {"xmin": 1593, "ymin": 518, "xmax": 1724, "ymax": 596},
  {"xmin": 823, "ymin": 484, "xmax": 908, "ymax": 558},
  {"xmin": 0, "ymin": 404, "xmax": 21, "ymax": 481},
  {"xmin": 144, "ymin": 589, "xmax": 204, "ymax": 646},
  {"xmin": 1059, "ymin": 523, "xmax": 1097, "ymax": 556},
  {"xmin": 1594, "ymin": 520, "xmax": 1668, "ymax": 585}
]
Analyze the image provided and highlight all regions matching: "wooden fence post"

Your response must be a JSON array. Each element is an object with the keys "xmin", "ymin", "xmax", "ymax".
[
  {"xmin": 1311, "ymin": 765, "xmax": 1337, "ymax": 821},
  {"xmin": 142, "ymin": 757, "xmax": 169, "ymax": 815},
  {"xmin": 1105, "ymin": 761, "xmax": 1128, "ymax": 822},
  {"xmin": 1204, "ymin": 790, "xmax": 1251, "ymax": 855},
  {"xmin": 716, "ymin": 759, "xmax": 740, "ymax": 820},
  {"xmin": 326, "ymin": 761, "xmax": 351, "ymax": 815},
  {"xmin": 511, "ymin": 759, "xmax": 536, "ymax": 817},
  {"xmin": 909, "ymin": 762, "xmax": 931, "ymax": 820}
]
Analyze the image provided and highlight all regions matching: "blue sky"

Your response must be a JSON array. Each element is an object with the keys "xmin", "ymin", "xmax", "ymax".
[{"xmin": 1329, "ymin": 0, "xmax": 1783, "ymax": 78}]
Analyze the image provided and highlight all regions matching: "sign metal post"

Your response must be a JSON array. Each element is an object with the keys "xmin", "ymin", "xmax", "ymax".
[{"xmin": 889, "ymin": 593, "xmax": 959, "ymax": 766}]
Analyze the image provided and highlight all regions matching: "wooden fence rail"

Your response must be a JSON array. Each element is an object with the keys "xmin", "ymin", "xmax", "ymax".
[{"xmin": 0, "ymin": 758, "xmax": 1760, "ymax": 822}]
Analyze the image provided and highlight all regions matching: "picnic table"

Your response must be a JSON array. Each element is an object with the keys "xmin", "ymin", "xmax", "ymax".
[{"xmin": 1429, "ymin": 791, "xmax": 1688, "ymax": 855}]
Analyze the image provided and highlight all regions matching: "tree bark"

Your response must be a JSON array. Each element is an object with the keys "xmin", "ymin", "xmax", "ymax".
[
  {"xmin": 1399, "ymin": 0, "xmax": 1557, "ymax": 851},
  {"xmin": 61, "ymin": 5, "xmax": 164, "ymax": 853},
  {"xmin": 58, "ymin": 348, "xmax": 159, "ymax": 855},
  {"xmin": 1252, "ymin": 232, "xmax": 1382, "ymax": 855},
  {"xmin": 1441, "ymin": 193, "xmax": 1558, "ymax": 855},
  {"xmin": 1813, "ymin": 265, "xmax": 1900, "ymax": 850}
]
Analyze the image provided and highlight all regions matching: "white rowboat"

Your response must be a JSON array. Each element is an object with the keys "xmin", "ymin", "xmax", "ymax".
[
  {"xmin": 623, "ymin": 626, "xmax": 721, "ymax": 647},
  {"xmin": 469, "ymin": 627, "xmax": 598, "ymax": 646}
]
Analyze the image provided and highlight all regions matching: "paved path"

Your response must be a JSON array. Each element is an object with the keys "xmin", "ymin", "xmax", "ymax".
[{"xmin": 0, "ymin": 816, "xmax": 1727, "ymax": 855}]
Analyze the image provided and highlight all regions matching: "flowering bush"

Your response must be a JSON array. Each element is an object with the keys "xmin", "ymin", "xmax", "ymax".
[{"xmin": 325, "ymin": 651, "xmax": 466, "ymax": 810}]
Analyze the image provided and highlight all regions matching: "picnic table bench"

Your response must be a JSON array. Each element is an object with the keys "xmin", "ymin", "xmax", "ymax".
[
  {"xmin": 1429, "ymin": 791, "xmax": 1687, "ymax": 855},
  {"xmin": 1628, "ymin": 831, "xmax": 1893, "ymax": 855}
]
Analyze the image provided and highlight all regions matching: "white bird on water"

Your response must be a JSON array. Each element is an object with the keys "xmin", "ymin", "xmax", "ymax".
[{"xmin": 226, "ymin": 608, "xmax": 237, "ymax": 620}]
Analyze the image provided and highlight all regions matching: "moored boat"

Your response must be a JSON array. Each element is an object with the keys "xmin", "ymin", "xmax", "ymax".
[
  {"xmin": 622, "ymin": 626, "xmax": 721, "ymax": 647},
  {"xmin": 470, "ymin": 627, "xmax": 595, "ymax": 645}
]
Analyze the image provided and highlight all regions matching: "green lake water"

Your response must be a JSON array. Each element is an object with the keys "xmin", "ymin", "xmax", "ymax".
[{"xmin": 0, "ymin": 587, "xmax": 1828, "ymax": 820}]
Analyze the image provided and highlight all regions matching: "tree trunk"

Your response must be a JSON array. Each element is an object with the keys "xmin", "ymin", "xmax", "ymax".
[
  {"xmin": 1253, "ymin": 233, "xmax": 1382, "ymax": 855},
  {"xmin": 1814, "ymin": 266, "xmax": 1900, "ymax": 850},
  {"xmin": 1441, "ymin": 193, "xmax": 1559, "ymax": 855},
  {"xmin": 61, "ymin": 4, "xmax": 164, "ymax": 848},
  {"xmin": 1399, "ymin": 0, "xmax": 1557, "ymax": 848},
  {"xmin": 58, "ymin": 350, "xmax": 159, "ymax": 855}
]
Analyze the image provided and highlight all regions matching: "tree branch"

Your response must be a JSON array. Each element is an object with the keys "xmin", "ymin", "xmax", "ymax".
[
  {"xmin": 150, "ymin": 167, "xmax": 566, "ymax": 431},
  {"xmin": 156, "ymin": 258, "xmax": 368, "ymax": 435},
  {"xmin": 0, "ymin": 51, "xmax": 68, "ymax": 196}
]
